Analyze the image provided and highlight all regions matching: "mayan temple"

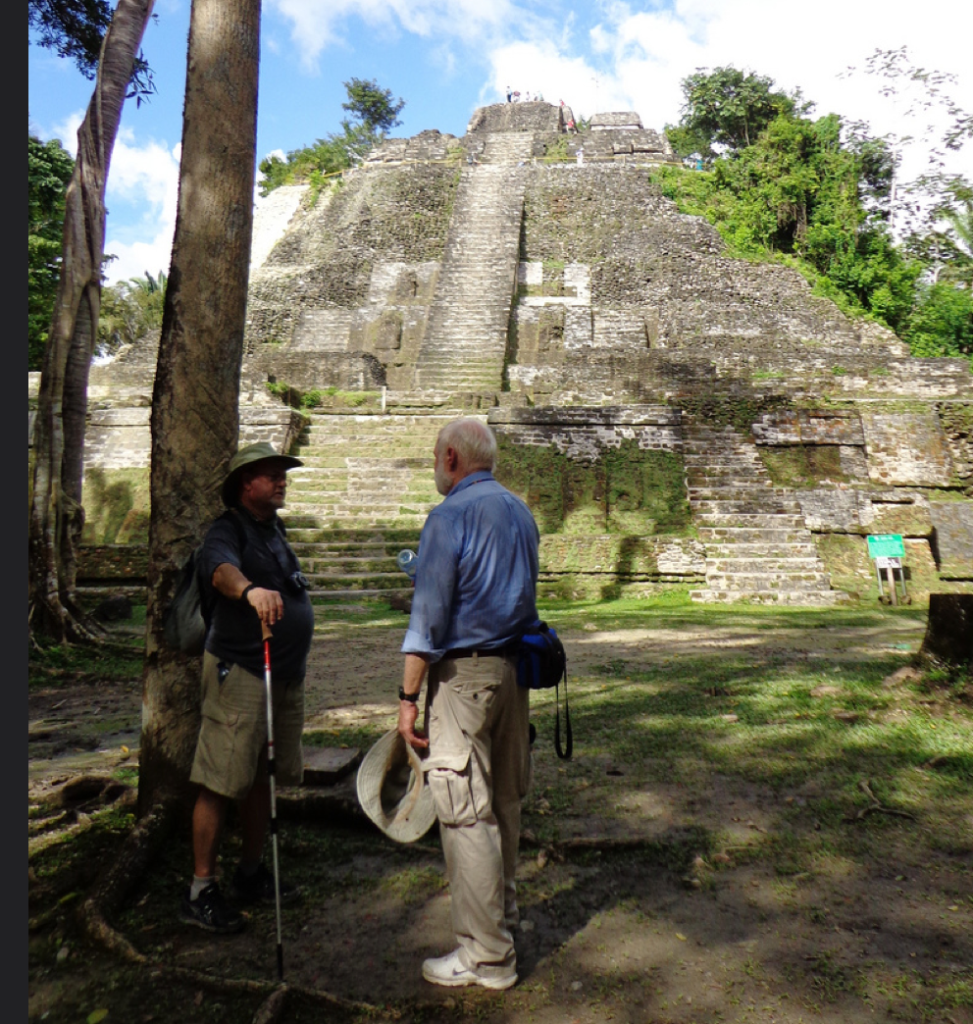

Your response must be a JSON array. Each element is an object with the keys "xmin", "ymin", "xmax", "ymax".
[{"xmin": 34, "ymin": 101, "xmax": 973, "ymax": 605}]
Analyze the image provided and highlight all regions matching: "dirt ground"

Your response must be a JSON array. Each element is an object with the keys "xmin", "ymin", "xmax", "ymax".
[{"xmin": 28, "ymin": 611, "xmax": 973, "ymax": 1023}]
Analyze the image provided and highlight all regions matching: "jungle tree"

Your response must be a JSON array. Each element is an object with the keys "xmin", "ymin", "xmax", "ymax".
[{"xmin": 28, "ymin": 0, "xmax": 156, "ymax": 642}]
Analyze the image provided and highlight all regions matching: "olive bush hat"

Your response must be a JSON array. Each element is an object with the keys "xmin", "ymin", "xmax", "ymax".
[
  {"xmin": 221, "ymin": 441, "xmax": 303, "ymax": 507},
  {"xmin": 356, "ymin": 730, "xmax": 436, "ymax": 843}
]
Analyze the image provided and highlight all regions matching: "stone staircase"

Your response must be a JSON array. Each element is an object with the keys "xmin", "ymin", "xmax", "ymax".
[
  {"xmin": 280, "ymin": 410, "xmax": 475, "ymax": 599},
  {"xmin": 682, "ymin": 422, "xmax": 844, "ymax": 605},
  {"xmin": 412, "ymin": 137, "xmax": 529, "ymax": 393}
]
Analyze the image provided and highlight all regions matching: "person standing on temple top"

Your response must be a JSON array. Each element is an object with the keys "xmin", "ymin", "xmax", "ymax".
[{"xmin": 506, "ymin": 86, "xmax": 512, "ymax": 103}]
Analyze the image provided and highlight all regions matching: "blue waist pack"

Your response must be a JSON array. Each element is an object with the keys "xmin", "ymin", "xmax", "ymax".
[{"xmin": 517, "ymin": 621, "xmax": 572, "ymax": 759}]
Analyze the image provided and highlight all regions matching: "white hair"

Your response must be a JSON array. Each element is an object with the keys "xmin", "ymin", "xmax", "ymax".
[{"xmin": 437, "ymin": 418, "xmax": 497, "ymax": 472}]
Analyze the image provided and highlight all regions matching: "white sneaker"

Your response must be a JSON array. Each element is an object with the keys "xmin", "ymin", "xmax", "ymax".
[{"xmin": 421, "ymin": 949, "xmax": 517, "ymax": 991}]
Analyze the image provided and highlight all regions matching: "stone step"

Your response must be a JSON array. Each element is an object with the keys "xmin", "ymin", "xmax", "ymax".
[
  {"xmin": 703, "ymin": 572, "xmax": 833, "ymax": 591},
  {"xmin": 703, "ymin": 542, "xmax": 819, "ymax": 558},
  {"xmin": 694, "ymin": 514, "xmax": 807, "ymax": 529},
  {"xmin": 302, "ymin": 555, "xmax": 408, "ymax": 573},
  {"xmin": 291, "ymin": 541, "xmax": 416, "ymax": 557},
  {"xmin": 287, "ymin": 483, "xmax": 439, "ymax": 498},
  {"xmin": 696, "ymin": 527, "xmax": 815, "ymax": 543},
  {"xmin": 690, "ymin": 500, "xmax": 802, "ymax": 515},
  {"xmin": 683, "ymin": 455, "xmax": 766, "ymax": 469},
  {"xmin": 305, "ymin": 572, "xmax": 409, "ymax": 590},
  {"xmin": 704, "ymin": 557, "xmax": 826, "ymax": 573},
  {"xmin": 686, "ymin": 482, "xmax": 777, "ymax": 496},
  {"xmin": 286, "ymin": 518, "xmax": 430, "ymax": 538},
  {"xmin": 309, "ymin": 587, "xmax": 412, "ymax": 602},
  {"xmin": 690, "ymin": 589, "xmax": 846, "ymax": 606}
]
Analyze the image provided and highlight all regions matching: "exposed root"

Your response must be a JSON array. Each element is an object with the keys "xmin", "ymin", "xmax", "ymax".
[
  {"xmin": 251, "ymin": 986, "xmax": 290, "ymax": 1024},
  {"xmin": 844, "ymin": 779, "xmax": 917, "ymax": 823},
  {"xmin": 71, "ymin": 798, "xmax": 383, "ymax": 1019}
]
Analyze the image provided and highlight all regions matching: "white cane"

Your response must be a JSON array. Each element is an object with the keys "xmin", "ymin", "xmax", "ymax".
[{"xmin": 261, "ymin": 622, "xmax": 285, "ymax": 982}]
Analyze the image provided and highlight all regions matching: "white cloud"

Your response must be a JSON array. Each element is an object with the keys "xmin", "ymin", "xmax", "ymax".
[
  {"xmin": 103, "ymin": 131, "xmax": 181, "ymax": 285},
  {"xmin": 267, "ymin": 0, "xmax": 519, "ymax": 70},
  {"xmin": 485, "ymin": 0, "xmax": 971, "ymax": 182},
  {"xmin": 51, "ymin": 111, "xmax": 85, "ymax": 155},
  {"xmin": 489, "ymin": 41, "xmax": 624, "ymax": 118}
]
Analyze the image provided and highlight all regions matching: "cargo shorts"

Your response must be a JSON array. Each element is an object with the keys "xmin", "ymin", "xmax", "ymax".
[{"xmin": 190, "ymin": 651, "xmax": 305, "ymax": 799}]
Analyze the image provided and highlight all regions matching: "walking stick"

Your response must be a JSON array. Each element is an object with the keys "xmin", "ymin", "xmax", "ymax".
[{"xmin": 262, "ymin": 622, "xmax": 285, "ymax": 982}]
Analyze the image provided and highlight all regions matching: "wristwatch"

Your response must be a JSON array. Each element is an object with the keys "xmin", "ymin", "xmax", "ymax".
[
  {"xmin": 398, "ymin": 686, "xmax": 419, "ymax": 703},
  {"xmin": 241, "ymin": 583, "xmax": 256, "ymax": 602}
]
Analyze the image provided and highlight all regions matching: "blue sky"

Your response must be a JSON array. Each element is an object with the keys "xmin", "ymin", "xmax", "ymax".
[{"xmin": 28, "ymin": 0, "xmax": 971, "ymax": 284}]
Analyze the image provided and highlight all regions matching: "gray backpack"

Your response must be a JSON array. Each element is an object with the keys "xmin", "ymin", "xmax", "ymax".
[{"xmin": 163, "ymin": 512, "xmax": 247, "ymax": 655}]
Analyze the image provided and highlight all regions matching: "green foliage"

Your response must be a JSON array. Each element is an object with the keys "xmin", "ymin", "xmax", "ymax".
[
  {"xmin": 657, "ymin": 101, "xmax": 929, "ymax": 337},
  {"xmin": 905, "ymin": 283, "xmax": 973, "ymax": 366},
  {"xmin": 668, "ymin": 66, "xmax": 803, "ymax": 162},
  {"xmin": 258, "ymin": 78, "xmax": 405, "ymax": 197},
  {"xmin": 658, "ymin": 60, "xmax": 973, "ymax": 355},
  {"xmin": 28, "ymin": 0, "xmax": 113, "ymax": 79},
  {"xmin": 28, "ymin": 0, "xmax": 156, "ymax": 99},
  {"xmin": 28, "ymin": 133, "xmax": 75, "ymax": 370},
  {"xmin": 341, "ymin": 76, "xmax": 404, "ymax": 134},
  {"xmin": 96, "ymin": 270, "xmax": 167, "ymax": 357}
]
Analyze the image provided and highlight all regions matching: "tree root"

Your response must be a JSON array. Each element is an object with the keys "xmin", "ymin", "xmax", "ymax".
[
  {"xmin": 72, "ymin": 798, "xmax": 384, "ymax": 1022},
  {"xmin": 844, "ymin": 780, "xmax": 917, "ymax": 823}
]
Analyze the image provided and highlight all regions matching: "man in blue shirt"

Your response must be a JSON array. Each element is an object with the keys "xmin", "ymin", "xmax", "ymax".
[{"xmin": 398, "ymin": 418, "xmax": 540, "ymax": 991}]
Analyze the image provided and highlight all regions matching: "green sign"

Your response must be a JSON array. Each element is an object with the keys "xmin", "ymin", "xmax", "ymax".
[{"xmin": 867, "ymin": 534, "xmax": 905, "ymax": 559}]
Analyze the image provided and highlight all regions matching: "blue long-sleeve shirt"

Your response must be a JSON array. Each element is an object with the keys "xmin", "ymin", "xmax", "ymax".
[{"xmin": 401, "ymin": 471, "xmax": 540, "ymax": 662}]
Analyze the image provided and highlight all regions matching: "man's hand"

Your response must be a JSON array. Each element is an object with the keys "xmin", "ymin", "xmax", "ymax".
[
  {"xmin": 398, "ymin": 653, "xmax": 430, "ymax": 750},
  {"xmin": 245, "ymin": 586, "xmax": 284, "ymax": 627},
  {"xmin": 212, "ymin": 564, "xmax": 285, "ymax": 627},
  {"xmin": 398, "ymin": 699, "xmax": 428, "ymax": 750}
]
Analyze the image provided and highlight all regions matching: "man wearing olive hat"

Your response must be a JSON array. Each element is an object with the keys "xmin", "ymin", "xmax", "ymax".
[{"xmin": 181, "ymin": 442, "xmax": 315, "ymax": 934}]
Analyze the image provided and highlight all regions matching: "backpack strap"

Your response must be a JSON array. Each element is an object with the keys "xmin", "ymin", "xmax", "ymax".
[
  {"xmin": 220, "ymin": 508, "xmax": 250, "ymax": 551},
  {"xmin": 554, "ymin": 664, "xmax": 572, "ymax": 760},
  {"xmin": 539, "ymin": 622, "xmax": 572, "ymax": 760}
]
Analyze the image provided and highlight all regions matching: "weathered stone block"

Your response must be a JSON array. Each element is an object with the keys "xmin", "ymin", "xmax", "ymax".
[
  {"xmin": 862, "ymin": 412, "xmax": 954, "ymax": 486},
  {"xmin": 930, "ymin": 502, "xmax": 973, "ymax": 579},
  {"xmin": 752, "ymin": 410, "xmax": 864, "ymax": 446}
]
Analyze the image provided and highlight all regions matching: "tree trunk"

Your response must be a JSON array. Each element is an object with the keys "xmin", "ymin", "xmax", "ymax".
[
  {"xmin": 139, "ymin": 0, "xmax": 262, "ymax": 813},
  {"xmin": 919, "ymin": 594, "xmax": 973, "ymax": 668},
  {"xmin": 28, "ymin": 0, "xmax": 156, "ymax": 642}
]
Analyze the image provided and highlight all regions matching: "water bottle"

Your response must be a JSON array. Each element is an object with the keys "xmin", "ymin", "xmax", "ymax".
[{"xmin": 396, "ymin": 549, "xmax": 418, "ymax": 578}]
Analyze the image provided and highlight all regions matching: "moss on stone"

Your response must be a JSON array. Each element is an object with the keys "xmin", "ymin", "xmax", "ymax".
[
  {"xmin": 760, "ymin": 445, "xmax": 849, "ymax": 488},
  {"xmin": 495, "ymin": 437, "xmax": 690, "ymax": 537},
  {"xmin": 82, "ymin": 468, "xmax": 151, "ymax": 545}
]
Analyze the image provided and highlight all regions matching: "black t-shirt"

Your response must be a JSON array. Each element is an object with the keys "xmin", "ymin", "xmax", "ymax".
[{"xmin": 200, "ymin": 509, "xmax": 314, "ymax": 680}]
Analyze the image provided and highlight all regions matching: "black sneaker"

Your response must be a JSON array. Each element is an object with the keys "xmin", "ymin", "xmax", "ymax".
[
  {"xmin": 180, "ymin": 882, "xmax": 245, "ymax": 934},
  {"xmin": 229, "ymin": 863, "xmax": 300, "ymax": 906}
]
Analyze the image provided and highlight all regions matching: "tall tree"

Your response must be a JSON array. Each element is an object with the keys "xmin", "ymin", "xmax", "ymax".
[
  {"xmin": 258, "ymin": 77, "xmax": 405, "ymax": 195},
  {"xmin": 28, "ymin": 133, "xmax": 75, "ymax": 371},
  {"xmin": 29, "ymin": 0, "xmax": 114, "ymax": 77},
  {"xmin": 139, "ymin": 0, "xmax": 261, "ymax": 812},
  {"xmin": 29, "ymin": 0, "xmax": 156, "ymax": 97},
  {"xmin": 667, "ymin": 66, "xmax": 802, "ymax": 164},
  {"xmin": 341, "ymin": 76, "xmax": 404, "ymax": 134},
  {"xmin": 28, "ymin": 0, "xmax": 156, "ymax": 643}
]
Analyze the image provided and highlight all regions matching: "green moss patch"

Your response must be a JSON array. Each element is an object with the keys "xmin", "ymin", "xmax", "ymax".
[
  {"xmin": 495, "ymin": 437, "xmax": 691, "ymax": 537},
  {"xmin": 81, "ymin": 468, "xmax": 150, "ymax": 545},
  {"xmin": 760, "ymin": 445, "xmax": 849, "ymax": 488}
]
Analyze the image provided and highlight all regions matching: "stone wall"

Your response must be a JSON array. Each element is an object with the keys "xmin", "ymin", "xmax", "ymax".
[
  {"xmin": 242, "ymin": 161, "xmax": 460, "ymax": 395},
  {"xmin": 29, "ymin": 103, "xmax": 973, "ymax": 600}
]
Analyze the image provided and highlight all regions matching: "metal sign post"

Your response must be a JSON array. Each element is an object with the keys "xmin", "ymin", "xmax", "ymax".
[{"xmin": 867, "ymin": 535, "xmax": 906, "ymax": 606}]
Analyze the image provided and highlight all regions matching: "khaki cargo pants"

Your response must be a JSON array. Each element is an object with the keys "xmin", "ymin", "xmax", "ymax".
[{"xmin": 425, "ymin": 651, "xmax": 531, "ymax": 978}]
